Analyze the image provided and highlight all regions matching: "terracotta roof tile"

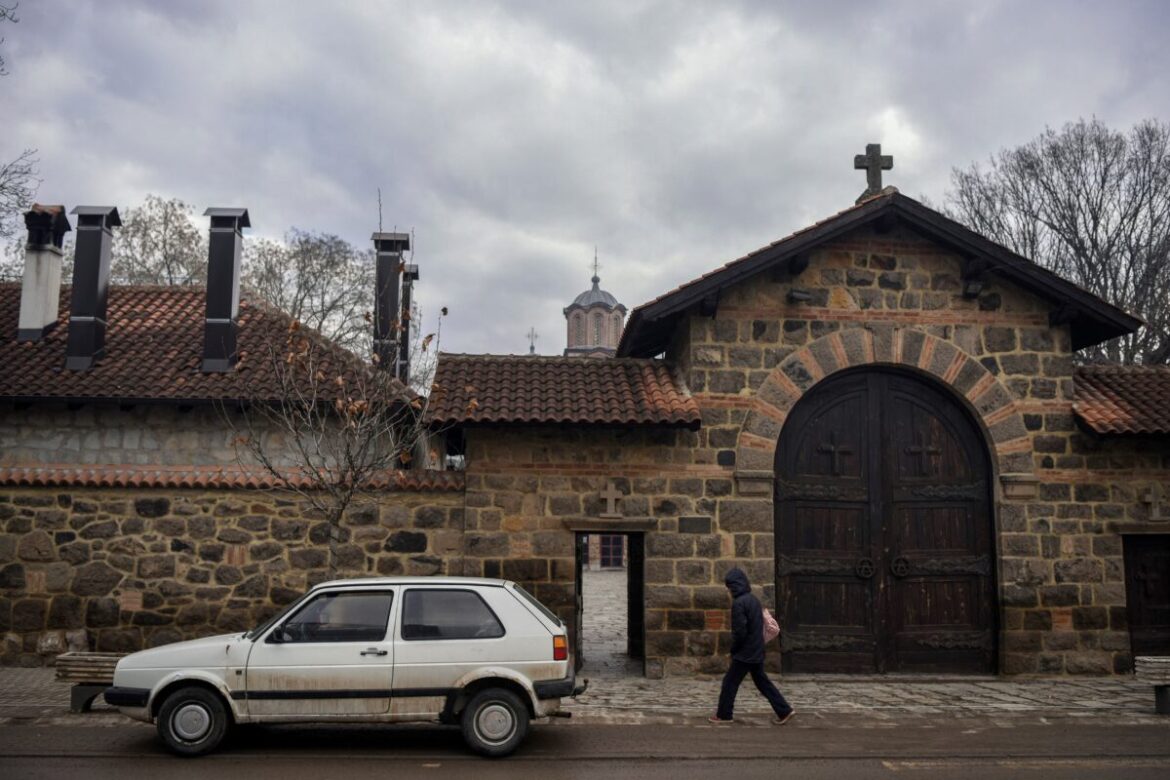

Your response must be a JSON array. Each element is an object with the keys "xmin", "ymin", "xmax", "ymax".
[
  {"xmin": 429, "ymin": 354, "xmax": 700, "ymax": 428},
  {"xmin": 0, "ymin": 464, "xmax": 463, "ymax": 491},
  {"xmin": 0, "ymin": 284, "xmax": 408, "ymax": 403},
  {"xmin": 1074, "ymin": 365, "xmax": 1170, "ymax": 435}
]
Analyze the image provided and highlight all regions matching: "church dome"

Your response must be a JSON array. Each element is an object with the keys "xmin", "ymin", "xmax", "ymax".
[{"xmin": 567, "ymin": 275, "xmax": 623, "ymax": 312}]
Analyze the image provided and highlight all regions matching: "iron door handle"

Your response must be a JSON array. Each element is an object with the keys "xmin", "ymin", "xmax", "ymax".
[
  {"xmin": 360, "ymin": 648, "xmax": 388, "ymax": 656},
  {"xmin": 855, "ymin": 558, "xmax": 875, "ymax": 579},
  {"xmin": 890, "ymin": 557, "xmax": 911, "ymax": 578}
]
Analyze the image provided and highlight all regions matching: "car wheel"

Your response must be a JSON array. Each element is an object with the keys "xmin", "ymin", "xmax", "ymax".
[
  {"xmin": 461, "ymin": 687, "xmax": 529, "ymax": 757},
  {"xmin": 157, "ymin": 686, "xmax": 230, "ymax": 757}
]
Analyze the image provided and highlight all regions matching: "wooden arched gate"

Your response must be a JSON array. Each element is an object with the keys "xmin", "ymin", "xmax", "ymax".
[{"xmin": 774, "ymin": 368, "xmax": 997, "ymax": 673}]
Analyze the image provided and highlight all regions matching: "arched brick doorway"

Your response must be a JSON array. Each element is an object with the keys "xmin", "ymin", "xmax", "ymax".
[{"xmin": 775, "ymin": 367, "xmax": 997, "ymax": 674}]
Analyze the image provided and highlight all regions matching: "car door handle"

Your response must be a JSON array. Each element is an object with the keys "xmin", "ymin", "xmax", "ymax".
[{"xmin": 360, "ymin": 648, "xmax": 388, "ymax": 656}]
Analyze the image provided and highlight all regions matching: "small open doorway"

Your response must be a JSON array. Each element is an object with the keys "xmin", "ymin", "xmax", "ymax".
[{"xmin": 574, "ymin": 532, "xmax": 645, "ymax": 677}]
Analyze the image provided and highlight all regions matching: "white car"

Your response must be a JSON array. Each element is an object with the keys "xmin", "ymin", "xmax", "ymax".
[{"xmin": 105, "ymin": 577, "xmax": 583, "ymax": 758}]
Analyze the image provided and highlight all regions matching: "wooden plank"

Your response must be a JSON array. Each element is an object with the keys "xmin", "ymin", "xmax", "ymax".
[
  {"xmin": 54, "ymin": 651, "xmax": 125, "ymax": 684},
  {"xmin": 1135, "ymin": 656, "xmax": 1170, "ymax": 684}
]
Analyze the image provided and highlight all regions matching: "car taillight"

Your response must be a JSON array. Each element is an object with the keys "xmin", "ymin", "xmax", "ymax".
[{"xmin": 553, "ymin": 635, "xmax": 568, "ymax": 661}]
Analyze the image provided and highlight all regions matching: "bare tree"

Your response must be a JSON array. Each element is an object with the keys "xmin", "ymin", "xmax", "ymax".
[
  {"xmin": 243, "ymin": 229, "xmax": 375, "ymax": 354},
  {"xmin": 0, "ymin": 149, "xmax": 37, "ymax": 241},
  {"xmin": 225, "ymin": 309, "xmax": 453, "ymax": 575},
  {"xmin": 946, "ymin": 118, "xmax": 1170, "ymax": 364},
  {"xmin": 0, "ymin": 6, "xmax": 39, "ymax": 242},
  {"xmin": 0, "ymin": 2, "xmax": 18, "ymax": 76},
  {"xmin": 113, "ymin": 195, "xmax": 206, "ymax": 285}
]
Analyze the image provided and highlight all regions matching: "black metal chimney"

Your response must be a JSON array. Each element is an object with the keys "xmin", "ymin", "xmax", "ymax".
[
  {"xmin": 65, "ymin": 206, "xmax": 121, "ymax": 371},
  {"xmin": 17, "ymin": 204, "xmax": 71, "ymax": 341},
  {"xmin": 398, "ymin": 262, "xmax": 419, "ymax": 383},
  {"xmin": 201, "ymin": 208, "xmax": 250, "ymax": 373},
  {"xmin": 371, "ymin": 232, "xmax": 409, "ymax": 373}
]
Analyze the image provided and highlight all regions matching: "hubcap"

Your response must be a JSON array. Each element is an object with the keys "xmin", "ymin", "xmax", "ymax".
[
  {"xmin": 172, "ymin": 702, "xmax": 212, "ymax": 741},
  {"xmin": 476, "ymin": 702, "xmax": 515, "ymax": 744}
]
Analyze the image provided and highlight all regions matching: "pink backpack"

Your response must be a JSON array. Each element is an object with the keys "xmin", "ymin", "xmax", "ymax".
[{"xmin": 762, "ymin": 607, "xmax": 780, "ymax": 643}]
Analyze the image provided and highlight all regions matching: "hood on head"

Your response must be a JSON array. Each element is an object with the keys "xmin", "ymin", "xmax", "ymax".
[{"xmin": 725, "ymin": 567, "xmax": 750, "ymax": 597}]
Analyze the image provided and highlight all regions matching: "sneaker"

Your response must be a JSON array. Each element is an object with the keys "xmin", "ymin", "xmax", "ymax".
[
  {"xmin": 707, "ymin": 715, "xmax": 733, "ymax": 724},
  {"xmin": 772, "ymin": 710, "xmax": 796, "ymax": 725}
]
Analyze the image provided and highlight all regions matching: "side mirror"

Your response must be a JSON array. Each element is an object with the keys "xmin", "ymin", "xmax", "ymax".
[{"xmin": 268, "ymin": 625, "xmax": 292, "ymax": 644}]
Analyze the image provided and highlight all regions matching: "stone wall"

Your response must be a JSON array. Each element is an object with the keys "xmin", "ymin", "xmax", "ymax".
[
  {"xmin": 0, "ymin": 486, "xmax": 463, "ymax": 666},
  {"xmin": 462, "ymin": 425, "xmax": 760, "ymax": 677}
]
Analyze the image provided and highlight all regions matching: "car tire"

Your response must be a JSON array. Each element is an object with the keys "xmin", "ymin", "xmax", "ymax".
[
  {"xmin": 157, "ymin": 686, "xmax": 230, "ymax": 757},
  {"xmin": 460, "ymin": 687, "xmax": 529, "ymax": 757}
]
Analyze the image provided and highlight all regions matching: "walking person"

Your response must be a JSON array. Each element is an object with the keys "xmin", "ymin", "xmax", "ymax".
[{"xmin": 709, "ymin": 567, "xmax": 795, "ymax": 725}]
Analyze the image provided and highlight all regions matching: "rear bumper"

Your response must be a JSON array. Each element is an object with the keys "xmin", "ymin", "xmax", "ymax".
[
  {"xmin": 105, "ymin": 686, "xmax": 150, "ymax": 708},
  {"xmin": 533, "ymin": 670, "xmax": 588, "ymax": 700}
]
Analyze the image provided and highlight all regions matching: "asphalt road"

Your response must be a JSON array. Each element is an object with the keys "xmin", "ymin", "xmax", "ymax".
[{"xmin": 2, "ymin": 718, "xmax": 1169, "ymax": 779}]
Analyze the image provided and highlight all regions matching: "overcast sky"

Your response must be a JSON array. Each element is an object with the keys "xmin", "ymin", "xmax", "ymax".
[{"xmin": 3, "ymin": 0, "xmax": 1168, "ymax": 355}]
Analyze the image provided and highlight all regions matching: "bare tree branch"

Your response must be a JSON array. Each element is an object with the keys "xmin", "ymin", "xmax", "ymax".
[
  {"xmin": 945, "ymin": 118, "xmax": 1170, "ymax": 364},
  {"xmin": 221, "ymin": 309, "xmax": 457, "ymax": 576},
  {"xmin": 0, "ymin": 148, "xmax": 38, "ymax": 241}
]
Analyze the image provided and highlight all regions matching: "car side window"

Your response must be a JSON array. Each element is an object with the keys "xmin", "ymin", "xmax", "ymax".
[
  {"xmin": 279, "ymin": 591, "xmax": 394, "ymax": 643},
  {"xmin": 401, "ymin": 589, "xmax": 505, "ymax": 640}
]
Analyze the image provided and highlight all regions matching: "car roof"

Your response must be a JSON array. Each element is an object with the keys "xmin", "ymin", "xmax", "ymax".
[{"xmin": 310, "ymin": 576, "xmax": 511, "ymax": 591}]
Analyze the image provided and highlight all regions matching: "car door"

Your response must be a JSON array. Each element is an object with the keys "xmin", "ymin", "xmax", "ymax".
[
  {"xmin": 244, "ymin": 588, "xmax": 397, "ymax": 719},
  {"xmin": 390, "ymin": 587, "xmax": 508, "ymax": 719}
]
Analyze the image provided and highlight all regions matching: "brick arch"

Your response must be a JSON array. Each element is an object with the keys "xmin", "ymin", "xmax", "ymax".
[{"xmin": 735, "ymin": 327, "xmax": 1034, "ymax": 484}]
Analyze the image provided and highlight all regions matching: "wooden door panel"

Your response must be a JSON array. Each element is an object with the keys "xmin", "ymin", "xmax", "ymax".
[
  {"xmin": 892, "ymin": 505, "xmax": 978, "ymax": 554},
  {"xmin": 1124, "ymin": 535, "xmax": 1170, "ymax": 656},
  {"xmin": 792, "ymin": 504, "xmax": 870, "ymax": 553},
  {"xmin": 789, "ymin": 579, "xmax": 875, "ymax": 630},
  {"xmin": 777, "ymin": 369, "xmax": 995, "ymax": 674}
]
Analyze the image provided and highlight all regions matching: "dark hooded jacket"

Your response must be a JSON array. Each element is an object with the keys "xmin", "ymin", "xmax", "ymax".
[{"xmin": 726, "ymin": 568, "xmax": 765, "ymax": 664}]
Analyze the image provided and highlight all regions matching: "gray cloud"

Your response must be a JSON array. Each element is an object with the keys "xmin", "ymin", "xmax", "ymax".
[{"xmin": 3, "ymin": 0, "xmax": 1168, "ymax": 354}]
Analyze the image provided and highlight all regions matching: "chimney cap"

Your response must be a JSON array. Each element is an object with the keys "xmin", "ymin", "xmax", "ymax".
[
  {"xmin": 70, "ymin": 205, "xmax": 121, "ymax": 227},
  {"xmin": 371, "ymin": 232, "xmax": 410, "ymax": 252},
  {"xmin": 202, "ymin": 207, "xmax": 251, "ymax": 228},
  {"xmin": 404, "ymin": 263, "xmax": 420, "ymax": 282},
  {"xmin": 24, "ymin": 204, "xmax": 72, "ymax": 240}
]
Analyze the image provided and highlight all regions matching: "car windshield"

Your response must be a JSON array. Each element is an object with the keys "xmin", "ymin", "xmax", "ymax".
[
  {"xmin": 511, "ymin": 583, "xmax": 562, "ymax": 627},
  {"xmin": 245, "ymin": 599, "xmax": 301, "ymax": 639}
]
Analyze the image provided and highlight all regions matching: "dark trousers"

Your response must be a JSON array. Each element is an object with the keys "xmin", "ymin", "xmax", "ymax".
[{"xmin": 716, "ymin": 659, "xmax": 792, "ymax": 720}]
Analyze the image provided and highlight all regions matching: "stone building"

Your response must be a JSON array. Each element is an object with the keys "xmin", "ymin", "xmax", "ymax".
[
  {"xmin": 430, "ymin": 186, "xmax": 1170, "ymax": 677},
  {"xmin": 3, "ymin": 184, "xmax": 1170, "ymax": 677}
]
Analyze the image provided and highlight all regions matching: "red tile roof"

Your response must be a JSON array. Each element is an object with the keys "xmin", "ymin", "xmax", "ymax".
[
  {"xmin": 0, "ymin": 464, "xmax": 463, "ymax": 491},
  {"xmin": 0, "ymin": 284, "xmax": 408, "ymax": 403},
  {"xmin": 428, "ymin": 354, "xmax": 701, "ymax": 428},
  {"xmin": 1074, "ymin": 365, "xmax": 1170, "ymax": 435}
]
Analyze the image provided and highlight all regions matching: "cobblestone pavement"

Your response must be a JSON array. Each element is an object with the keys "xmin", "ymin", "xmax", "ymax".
[
  {"xmin": 581, "ymin": 569, "xmax": 642, "ymax": 678},
  {"xmin": 563, "ymin": 569, "xmax": 1162, "ymax": 725},
  {"xmin": 1, "ymin": 576, "xmax": 1164, "ymax": 729}
]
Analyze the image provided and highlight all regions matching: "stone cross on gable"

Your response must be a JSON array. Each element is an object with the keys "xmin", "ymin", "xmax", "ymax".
[
  {"xmin": 854, "ymin": 143, "xmax": 893, "ymax": 203},
  {"xmin": 526, "ymin": 326, "xmax": 539, "ymax": 355},
  {"xmin": 599, "ymin": 478, "xmax": 624, "ymax": 519}
]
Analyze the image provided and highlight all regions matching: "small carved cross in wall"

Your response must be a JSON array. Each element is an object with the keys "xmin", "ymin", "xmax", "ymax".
[
  {"xmin": 817, "ymin": 432, "xmax": 853, "ymax": 477},
  {"xmin": 1141, "ymin": 483, "xmax": 1165, "ymax": 521},
  {"xmin": 904, "ymin": 432, "xmax": 941, "ymax": 476},
  {"xmin": 599, "ymin": 479, "xmax": 624, "ymax": 519}
]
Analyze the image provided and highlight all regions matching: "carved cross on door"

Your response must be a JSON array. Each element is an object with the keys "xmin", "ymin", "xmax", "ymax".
[
  {"xmin": 599, "ymin": 479, "xmax": 624, "ymax": 519},
  {"xmin": 904, "ymin": 432, "xmax": 941, "ymax": 476},
  {"xmin": 817, "ymin": 432, "xmax": 853, "ymax": 476},
  {"xmin": 1134, "ymin": 562, "xmax": 1161, "ymax": 598}
]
